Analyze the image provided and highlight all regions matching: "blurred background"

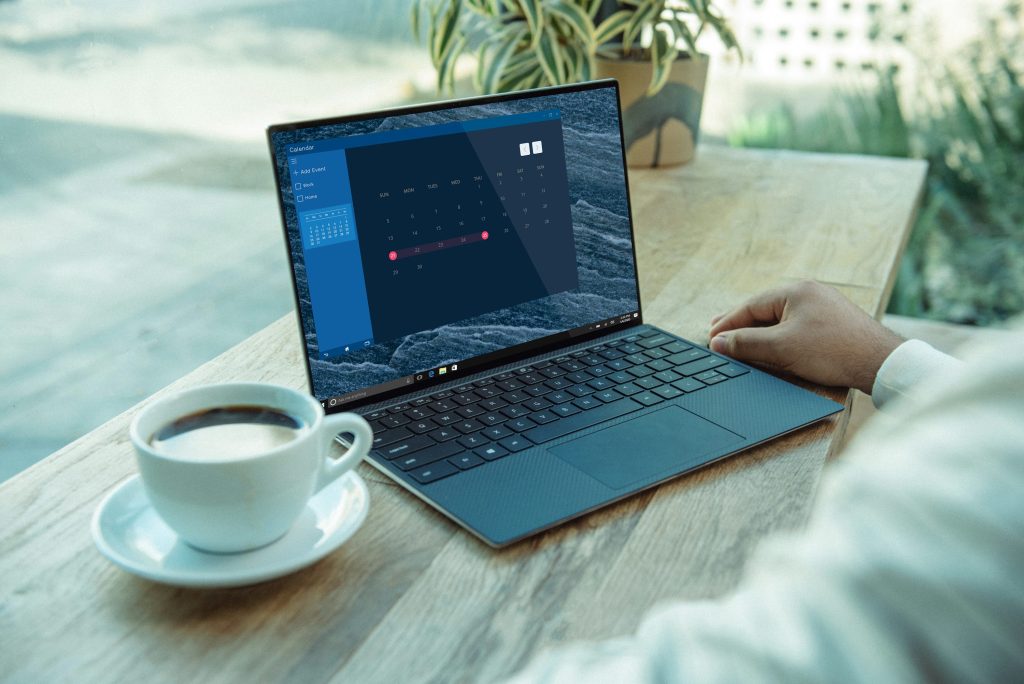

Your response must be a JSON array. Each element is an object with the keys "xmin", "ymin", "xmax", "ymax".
[{"xmin": 1, "ymin": 0, "xmax": 1020, "ymax": 481}]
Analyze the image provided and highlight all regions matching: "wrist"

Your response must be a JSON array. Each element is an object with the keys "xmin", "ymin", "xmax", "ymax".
[{"xmin": 856, "ymin": 328, "xmax": 904, "ymax": 394}]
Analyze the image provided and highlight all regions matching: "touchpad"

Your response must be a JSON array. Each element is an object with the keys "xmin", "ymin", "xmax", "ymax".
[{"xmin": 549, "ymin": 406, "xmax": 744, "ymax": 490}]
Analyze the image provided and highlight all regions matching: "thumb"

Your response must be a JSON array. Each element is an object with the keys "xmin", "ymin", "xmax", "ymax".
[{"xmin": 710, "ymin": 327, "xmax": 783, "ymax": 366}]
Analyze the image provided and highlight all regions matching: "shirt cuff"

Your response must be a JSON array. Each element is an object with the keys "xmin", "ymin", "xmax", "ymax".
[{"xmin": 871, "ymin": 339, "xmax": 958, "ymax": 410}]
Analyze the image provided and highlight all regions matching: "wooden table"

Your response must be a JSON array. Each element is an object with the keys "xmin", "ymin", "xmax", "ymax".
[{"xmin": 0, "ymin": 146, "xmax": 926, "ymax": 683}]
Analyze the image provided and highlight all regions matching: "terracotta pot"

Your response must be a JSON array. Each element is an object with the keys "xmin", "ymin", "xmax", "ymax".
[{"xmin": 596, "ymin": 54, "xmax": 709, "ymax": 167}]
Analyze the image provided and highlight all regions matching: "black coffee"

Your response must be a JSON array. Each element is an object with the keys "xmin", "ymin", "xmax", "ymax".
[{"xmin": 149, "ymin": 405, "xmax": 307, "ymax": 461}]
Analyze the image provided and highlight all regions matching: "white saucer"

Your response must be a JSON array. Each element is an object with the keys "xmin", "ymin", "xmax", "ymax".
[{"xmin": 91, "ymin": 471, "xmax": 369, "ymax": 588}]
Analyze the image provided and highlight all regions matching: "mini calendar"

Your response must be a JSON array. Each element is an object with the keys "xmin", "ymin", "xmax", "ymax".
[{"xmin": 299, "ymin": 205, "xmax": 354, "ymax": 250}]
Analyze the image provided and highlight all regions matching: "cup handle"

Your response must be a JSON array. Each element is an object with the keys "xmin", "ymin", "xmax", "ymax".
[{"xmin": 316, "ymin": 412, "xmax": 373, "ymax": 491}]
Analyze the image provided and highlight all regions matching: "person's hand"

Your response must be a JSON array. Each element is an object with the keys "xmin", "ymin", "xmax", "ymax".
[{"xmin": 707, "ymin": 280, "xmax": 904, "ymax": 394}]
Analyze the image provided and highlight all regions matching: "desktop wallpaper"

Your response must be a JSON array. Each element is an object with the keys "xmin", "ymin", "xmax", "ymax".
[{"xmin": 271, "ymin": 86, "xmax": 639, "ymax": 399}]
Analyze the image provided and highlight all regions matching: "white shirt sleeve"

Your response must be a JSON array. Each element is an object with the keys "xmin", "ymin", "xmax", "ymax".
[
  {"xmin": 871, "ymin": 339, "xmax": 961, "ymax": 409},
  {"xmin": 505, "ymin": 328, "xmax": 1024, "ymax": 684}
]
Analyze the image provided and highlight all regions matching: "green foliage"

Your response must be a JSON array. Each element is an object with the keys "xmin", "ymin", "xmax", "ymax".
[
  {"xmin": 411, "ymin": 0, "xmax": 739, "ymax": 96},
  {"xmin": 729, "ymin": 6, "xmax": 1024, "ymax": 326}
]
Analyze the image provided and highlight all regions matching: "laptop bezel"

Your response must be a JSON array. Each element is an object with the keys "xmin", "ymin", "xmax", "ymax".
[{"xmin": 266, "ymin": 79, "xmax": 645, "ymax": 414}]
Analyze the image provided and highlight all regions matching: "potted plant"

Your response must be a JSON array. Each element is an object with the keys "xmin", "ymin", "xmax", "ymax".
[{"xmin": 412, "ymin": 0, "xmax": 740, "ymax": 167}]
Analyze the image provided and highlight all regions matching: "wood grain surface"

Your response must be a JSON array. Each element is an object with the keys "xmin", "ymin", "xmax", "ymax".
[{"xmin": 0, "ymin": 145, "xmax": 926, "ymax": 684}]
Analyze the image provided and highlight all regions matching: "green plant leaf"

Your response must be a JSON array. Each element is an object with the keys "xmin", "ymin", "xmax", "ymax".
[
  {"xmin": 667, "ymin": 14, "xmax": 697, "ymax": 55},
  {"xmin": 647, "ymin": 26, "xmax": 677, "ymax": 95},
  {"xmin": 517, "ymin": 0, "xmax": 545, "ymax": 48},
  {"xmin": 547, "ymin": 0, "xmax": 596, "ymax": 50},
  {"xmin": 411, "ymin": 0, "xmax": 423, "ymax": 42},
  {"xmin": 534, "ymin": 24, "xmax": 565, "ymax": 84},
  {"xmin": 483, "ymin": 25, "xmax": 529, "ymax": 93},
  {"xmin": 624, "ymin": 1, "xmax": 662, "ymax": 54},
  {"xmin": 437, "ymin": 33, "xmax": 468, "ymax": 92},
  {"xmin": 594, "ymin": 9, "xmax": 632, "ymax": 47},
  {"xmin": 431, "ymin": 1, "xmax": 462, "ymax": 66},
  {"xmin": 586, "ymin": 0, "xmax": 604, "ymax": 20}
]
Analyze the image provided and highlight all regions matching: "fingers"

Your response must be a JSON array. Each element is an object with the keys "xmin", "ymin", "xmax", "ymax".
[
  {"xmin": 710, "ymin": 325, "xmax": 785, "ymax": 367},
  {"xmin": 708, "ymin": 287, "xmax": 789, "ymax": 339}
]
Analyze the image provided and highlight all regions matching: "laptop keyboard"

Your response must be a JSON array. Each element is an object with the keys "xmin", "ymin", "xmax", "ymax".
[{"xmin": 361, "ymin": 329, "xmax": 750, "ymax": 485}]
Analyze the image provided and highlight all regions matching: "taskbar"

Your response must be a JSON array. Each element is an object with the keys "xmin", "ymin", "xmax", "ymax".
[{"xmin": 320, "ymin": 310, "xmax": 641, "ymax": 412}]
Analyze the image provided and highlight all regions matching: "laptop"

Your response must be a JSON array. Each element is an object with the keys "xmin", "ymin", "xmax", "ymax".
[{"xmin": 267, "ymin": 79, "xmax": 843, "ymax": 547}]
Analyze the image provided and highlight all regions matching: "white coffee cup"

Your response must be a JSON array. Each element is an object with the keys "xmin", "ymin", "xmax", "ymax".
[{"xmin": 129, "ymin": 382, "xmax": 371, "ymax": 554}]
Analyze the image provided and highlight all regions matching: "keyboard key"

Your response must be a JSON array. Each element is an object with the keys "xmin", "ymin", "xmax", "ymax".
[
  {"xmin": 515, "ymin": 365, "xmax": 535, "ymax": 374},
  {"xmin": 552, "ymin": 403, "xmax": 581, "ymax": 417},
  {"xmin": 644, "ymin": 347, "xmax": 670, "ymax": 359},
  {"xmin": 476, "ymin": 444, "xmax": 509, "ymax": 461},
  {"xmin": 547, "ymin": 391, "xmax": 573, "ymax": 404},
  {"xmin": 483, "ymin": 425, "xmax": 513, "ymax": 440},
  {"xmin": 449, "ymin": 453, "xmax": 484, "ymax": 470},
  {"xmin": 431, "ymin": 390, "xmax": 453, "ymax": 399},
  {"xmin": 529, "ymin": 410, "xmax": 559, "ymax": 424},
  {"xmin": 667, "ymin": 348, "xmax": 709, "ymax": 365},
  {"xmin": 570, "ymin": 350, "xmax": 588, "ymax": 358},
  {"xmin": 565, "ymin": 371, "xmax": 592, "ymax": 384},
  {"xmin": 672, "ymin": 377, "xmax": 706, "ymax": 393},
  {"xmin": 581, "ymin": 354, "xmax": 605, "ymax": 366},
  {"xmin": 653, "ymin": 385, "xmax": 684, "ymax": 399},
  {"xmin": 698, "ymin": 372, "xmax": 728, "ymax": 385},
  {"xmin": 496, "ymin": 379, "xmax": 524, "ymax": 391},
  {"xmin": 456, "ymin": 404, "xmax": 484, "ymax": 418},
  {"xmin": 365, "ymin": 410, "xmax": 388, "ymax": 421},
  {"xmin": 388, "ymin": 403, "xmax": 413, "ymax": 413},
  {"xmin": 679, "ymin": 356, "xmax": 728, "ymax": 376},
  {"xmin": 495, "ymin": 372, "xmax": 515, "ymax": 381},
  {"xmin": 372, "ymin": 426, "xmax": 411, "ymax": 449},
  {"xmin": 428, "ymin": 427, "xmax": 459, "ymax": 442},
  {"xmin": 598, "ymin": 348, "xmax": 625, "ymax": 360},
  {"xmin": 619, "ymin": 343, "xmax": 643, "ymax": 354},
  {"xmin": 638, "ymin": 334, "xmax": 673, "ymax": 349},
  {"xmin": 615, "ymin": 382, "xmax": 643, "ymax": 396},
  {"xmin": 524, "ymin": 398, "xmax": 644, "ymax": 444},
  {"xmin": 394, "ymin": 440, "xmax": 463, "ymax": 471},
  {"xmin": 653, "ymin": 369, "xmax": 682, "ymax": 383},
  {"xmin": 627, "ymin": 365, "xmax": 655, "ymax": 378},
  {"xmin": 524, "ymin": 397, "xmax": 552, "ymax": 411},
  {"xmin": 533, "ymin": 359, "xmax": 553, "ymax": 369},
  {"xmin": 633, "ymin": 391, "xmax": 663, "ymax": 406},
  {"xmin": 502, "ymin": 390, "xmax": 530, "ymax": 404},
  {"xmin": 540, "ymin": 366, "xmax": 567, "ymax": 378},
  {"xmin": 572, "ymin": 396, "xmax": 601, "ymax": 410},
  {"xmin": 520, "ymin": 373, "xmax": 545, "ymax": 385},
  {"xmin": 606, "ymin": 359, "xmax": 631, "ymax": 371},
  {"xmin": 429, "ymin": 399, "xmax": 457, "ymax": 412},
  {"xmin": 480, "ymin": 398, "xmax": 508, "ymax": 411},
  {"xmin": 409, "ymin": 460, "xmax": 458, "ymax": 484},
  {"xmin": 407, "ymin": 420, "xmax": 435, "ymax": 434},
  {"xmin": 624, "ymin": 334, "xmax": 641, "ymax": 342},
  {"xmin": 545, "ymin": 377, "xmax": 571, "ymax": 390},
  {"xmin": 499, "ymin": 435, "xmax": 533, "ymax": 452},
  {"xmin": 525, "ymin": 385, "xmax": 551, "ymax": 397},
  {"xmin": 475, "ymin": 386, "xmax": 501, "ymax": 399},
  {"xmin": 587, "ymin": 364, "xmax": 612, "ymax": 377},
  {"xmin": 378, "ymin": 434, "xmax": 435, "ymax": 460},
  {"xmin": 405, "ymin": 407, "xmax": 435, "ymax": 421},
  {"xmin": 473, "ymin": 378, "xmax": 495, "ymax": 387},
  {"xmin": 635, "ymin": 376, "xmax": 662, "ymax": 390},
  {"xmin": 501, "ymin": 405, "xmax": 529, "ymax": 419},
  {"xmin": 508, "ymin": 417, "xmax": 537, "ymax": 431},
  {"xmin": 624, "ymin": 353, "xmax": 649, "ymax": 365},
  {"xmin": 480, "ymin": 412, "xmax": 507, "ymax": 426},
  {"xmin": 718, "ymin": 363, "xmax": 750, "ymax": 378},
  {"xmin": 567, "ymin": 383, "xmax": 594, "ymax": 397},
  {"xmin": 451, "ymin": 393, "xmax": 477, "ymax": 406},
  {"xmin": 412, "ymin": 397, "xmax": 433, "ymax": 407},
  {"xmin": 560, "ymin": 360, "xmax": 586, "ymax": 372},
  {"xmin": 457, "ymin": 433, "xmax": 489, "ymax": 449},
  {"xmin": 454, "ymin": 419, "xmax": 484, "ymax": 434},
  {"xmin": 588, "ymin": 377, "xmax": 614, "ymax": 391},
  {"xmin": 432, "ymin": 412, "xmax": 458, "ymax": 426},
  {"xmin": 662, "ymin": 341, "xmax": 690, "ymax": 354},
  {"xmin": 646, "ymin": 359, "xmax": 673, "ymax": 372},
  {"xmin": 594, "ymin": 389, "xmax": 623, "ymax": 403},
  {"xmin": 453, "ymin": 384, "xmax": 476, "ymax": 394},
  {"xmin": 608, "ymin": 371, "xmax": 633, "ymax": 384},
  {"xmin": 379, "ymin": 414, "xmax": 410, "ymax": 429}
]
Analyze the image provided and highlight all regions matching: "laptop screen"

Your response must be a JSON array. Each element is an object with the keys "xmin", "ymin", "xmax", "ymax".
[{"xmin": 268, "ymin": 81, "xmax": 641, "ymax": 410}]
